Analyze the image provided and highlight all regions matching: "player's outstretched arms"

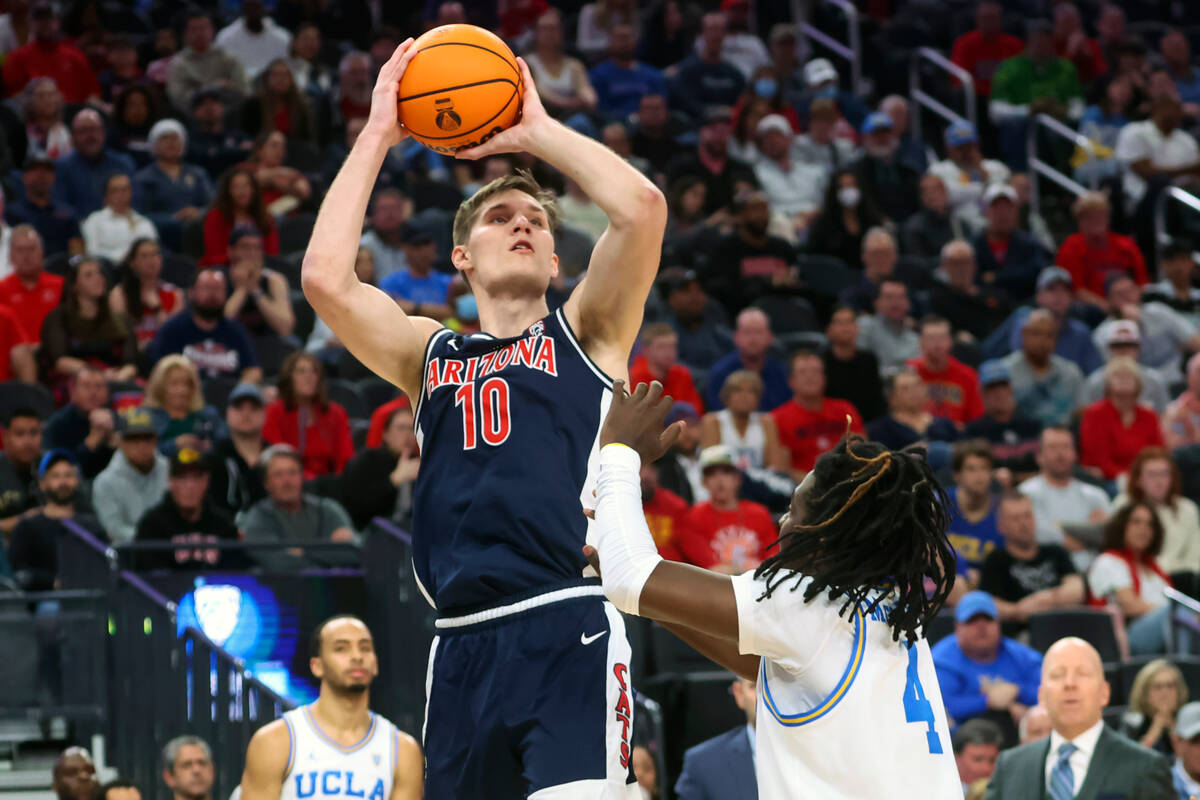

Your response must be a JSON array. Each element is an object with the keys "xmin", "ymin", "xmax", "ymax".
[
  {"xmin": 302, "ymin": 39, "xmax": 442, "ymax": 398},
  {"xmin": 388, "ymin": 731, "xmax": 424, "ymax": 800},
  {"xmin": 587, "ymin": 381, "xmax": 760, "ymax": 681},
  {"xmin": 239, "ymin": 719, "xmax": 290, "ymax": 800}
]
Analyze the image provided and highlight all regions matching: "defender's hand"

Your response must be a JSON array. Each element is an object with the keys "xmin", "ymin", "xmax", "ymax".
[
  {"xmin": 365, "ymin": 38, "xmax": 418, "ymax": 148},
  {"xmin": 600, "ymin": 379, "xmax": 683, "ymax": 463},
  {"xmin": 455, "ymin": 57, "xmax": 552, "ymax": 160}
]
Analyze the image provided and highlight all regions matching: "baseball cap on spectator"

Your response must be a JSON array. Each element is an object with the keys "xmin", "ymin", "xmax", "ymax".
[
  {"xmin": 666, "ymin": 401, "xmax": 700, "ymax": 426},
  {"xmin": 118, "ymin": 407, "xmax": 157, "ymax": 437},
  {"xmin": 228, "ymin": 382, "xmax": 264, "ymax": 405},
  {"xmin": 170, "ymin": 447, "xmax": 208, "ymax": 477},
  {"xmin": 38, "ymin": 448, "xmax": 77, "ymax": 479},
  {"xmin": 1106, "ymin": 320, "xmax": 1141, "ymax": 346},
  {"xmin": 944, "ymin": 122, "xmax": 979, "ymax": 148},
  {"xmin": 756, "ymin": 114, "xmax": 791, "ymax": 137},
  {"xmin": 1176, "ymin": 702, "xmax": 1200, "ymax": 740},
  {"xmin": 703, "ymin": 105, "xmax": 733, "ymax": 125},
  {"xmin": 861, "ymin": 112, "xmax": 894, "ymax": 135},
  {"xmin": 978, "ymin": 360, "xmax": 1010, "ymax": 387},
  {"xmin": 804, "ymin": 58, "xmax": 838, "ymax": 88},
  {"xmin": 148, "ymin": 118, "xmax": 187, "ymax": 150},
  {"xmin": 228, "ymin": 225, "xmax": 261, "ymax": 246},
  {"xmin": 1036, "ymin": 266, "xmax": 1073, "ymax": 292},
  {"xmin": 1104, "ymin": 272, "xmax": 1136, "ymax": 295},
  {"xmin": 400, "ymin": 226, "xmax": 435, "ymax": 246},
  {"xmin": 23, "ymin": 153, "xmax": 55, "ymax": 171},
  {"xmin": 657, "ymin": 267, "xmax": 700, "ymax": 296},
  {"xmin": 190, "ymin": 87, "xmax": 223, "ymax": 109},
  {"xmin": 982, "ymin": 183, "xmax": 1018, "ymax": 206},
  {"xmin": 699, "ymin": 444, "xmax": 737, "ymax": 474},
  {"xmin": 955, "ymin": 591, "xmax": 998, "ymax": 623}
]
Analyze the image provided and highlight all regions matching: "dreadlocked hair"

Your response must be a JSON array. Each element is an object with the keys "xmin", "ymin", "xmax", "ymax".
[{"xmin": 754, "ymin": 433, "xmax": 957, "ymax": 646}]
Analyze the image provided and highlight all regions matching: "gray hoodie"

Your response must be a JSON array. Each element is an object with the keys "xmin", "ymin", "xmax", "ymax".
[{"xmin": 92, "ymin": 450, "xmax": 169, "ymax": 544}]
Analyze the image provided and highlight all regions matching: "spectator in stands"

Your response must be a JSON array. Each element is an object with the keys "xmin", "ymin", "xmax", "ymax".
[
  {"xmin": 672, "ymin": 12, "xmax": 744, "ymax": 123},
  {"xmin": 98, "ymin": 780, "xmax": 139, "ymax": 800},
  {"xmin": 589, "ymin": 24, "xmax": 665, "ymax": 121},
  {"xmin": 903, "ymin": 173, "xmax": 963, "ymax": 260},
  {"xmin": 237, "ymin": 444, "xmax": 356, "ymax": 570},
  {"xmin": 206, "ymin": 382, "xmax": 266, "ymax": 518},
  {"xmin": 39, "ymin": 255, "xmax": 137, "ymax": 384},
  {"xmin": 1020, "ymin": 426, "xmax": 1110, "ymax": 556},
  {"xmin": 1122, "ymin": 659, "xmax": 1187, "ymax": 756},
  {"xmin": 1090, "ymin": 501, "xmax": 1172, "ymax": 655},
  {"xmin": 987, "ymin": 637, "xmax": 1173, "ymax": 798},
  {"xmin": 241, "ymin": 61, "xmax": 315, "ymax": 146},
  {"xmin": 792, "ymin": 98, "xmax": 857, "ymax": 175},
  {"xmin": 630, "ymin": 323, "xmax": 704, "ymax": 413},
  {"xmin": 954, "ymin": 719, "xmax": 1005, "ymax": 793},
  {"xmin": 242, "ymin": 131, "xmax": 312, "ymax": 216},
  {"xmin": 965, "ymin": 361, "xmax": 1041, "ymax": 479},
  {"xmin": 676, "ymin": 444, "xmax": 775, "ymax": 572},
  {"xmin": 53, "ymin": 109, "xmax": 136, "ymax": 219},
  {"xmin": 359, "ymin": 189, "xmax": 415, "ymax": 284},
  {"xmin": 1161, "ymin": 31, "xmax": 1200, "ymax": 112},
  {"xmin": 712, "ymin": 0, "xmax": 766, "ymax": 79},
  {"xmin": 42, "ymin": 365, "xmax": 114, "ymax": 478},
  {"xmin": 1019, "ymin": 704, "xmax": 1052, "ymax": 744},
  {"xmin": 771, "ymin": 350, "xmax": 864, "ymax": 479},
  {"xmin": 1079, "ymin": 358, "xmax": 1164, "ymax": 481},
  {"xmin": 525, "ymin": 9, "xmax": 598, "ymax": 128},
  {"xmin": 379, "ymin": 227, "xmax": 453, "ymax": 320},
  {"xmin": 166, "ymin": 9, "xmax": 247, "ymax": 112},
  {"xmin": 629, "ymin": 93, "xmax": 685, "ymax": 176},
  {"xmin": 1001, "ymin": 310, "xmax": 1084, "ymax": 427},
  {"xmin": 9, "ymin": 449, "xmax": 104, "ymax": 590},
  {"xmin": 879, "ymin": 94, "xmax": 928, "ymax": 174},
  {"xmin": 109, "ymin": 81, "xmax": 157, "ymax": 158},
  {"xmin": 1, "ymin": 2, "xmax": 98, "ymax": 103},
  {"xmin": 805, "ymin": 169, "xmax": 886, "ymax": 270},
  {"xmin": 1174, "ymin": 707, "xmax": 1200, "ymax": 800},
  {"xmin": 949, "ymin": 1, "xmax": 1023, "ymax": 99},
  {"xmin": 946, "ymin": 440, "xmax": 1002, "ymax": 580},
  {"xmin": 1164, "ymin": 353, "xmax": 1200, "ymax": 449},
  {"xmin": 81, "ymin": 173, "xmax": 156, "ymax": 263},
  {"xmin": 674, "ymin": 677, "xmax": 757, "ymax": 799},
  {"xmin": 223, "ymin": 227, "xmax": 294, "ymax": 338},
  {"xmin": 340, "ymin": 405, "xmax": 419, "ymax": 531},
  {"xmin": 1114, "ymin": 448, "xmax": 1200, "ymax": 575},
  {"xmin": 0, "ymin": 192, "xmax": 12, "ymax": 280},
  {"xmin": 1056, "ymin": 192, "xmax": 1146, "ymax": 310},
  {"xmin": 988, "ymin": 267, "xmax": 1102, "ymax": 375},
  {"xmin": 21, "ymin": 78, "xmax": 72, "ymax": 161},
  {"xmin": 930, "ymin": 239, "xmax": 1011, "ymax": 343},
  {"xmin": 132, "ymin": 119, "xmax": 213, "ymax": 251},
  {"xmin": 7, "ymin": 156, "xmax": 83, "ymax": 257},
  {"xmin": 0, "ymin": 302, "xmax": 34, "ymax": 382},
  {"xmin": 856, "ymin": 279, "xmax": 920, "ymax": 372},
  {"xmin": 1096, "ymin": 275, "xmax": 1200, "ymax": 386},
  {"xmin": 1115, "ymin": 95, "xmax": 1200, "ymax": 221},
  {"xmin": 665, "ymin": 106, "xmax": 756, "ymax": 217},
  {"xmin": 822, "ymin": 305, "xmax": 885, "ymax": 422},
  {"xmin": 149, "ymin": 269, "xmax": 262, "ymax": 384},
  {"xmin": 866, "ymin": 367, "xmax": 958, "ymax": 452},
  {"xmin": 1144, "ymin": 243, "xmax": 1200, "ymax": 329},
  {"xmin": 795, "ymin": 57, "xmax": 869, "ymax": 130},
  {"xmin": 700, "ymin": 370, "xmax": 787, "ymax": 472},
  {"xmin": 286, "ymin": 22, "xmax": 333, "ymax": 101},
  {"xmin": 1052, "ymin": 3, "xmax": 1106, "ymax": 85},
  {"xmin": 92, "ymin": 407, "xmax": 168, "ymax": 545},
  {"xmin": 1074, "ymin": 74, "xmax": 1132, "ymax": 188},
  {"xmin": 0, "ymin": 407, "xmax": 42, "ymax": 537},
  {"xmin": 705, "ymin": 308, "xmax": 788, "ymax": 412},
  {"xmin": 972, "ymin": 184, "xmax": 1048, "ymax": 303},
  {"xmin": 188, "ymin": 88, "xmax": 253, "ymax": 178},
  {"xmin": 109, "ymin": 239, "xmax": 184, "ymax": 351},
  {"xmin": 909, "ymin": 316, "xmax": 984, "ymax": 425},
  {"xmin": 980, "ymin": 492, "xmax": 1083, "ymax": 634},
  {"xmin": 134, "ymin": 446, "xmax": 240, "ymax": 571},
  {"xmin": 751, "ymin": 114, "xmax": 825, "ymax": 224},
  {"xmin": 576, "ymin": 0, "xmax": 637, "ymax": 64},
  {"xmin": 640, "ymin": 460, "xmax": 688, "ymax": 561},
  {"xmin": 160, "ymin": 736, "xmax": 214, "ymax": 800},
  {"xmin": 1080, "ymin": 322, "xmax": 1170, "ymax": 413},
  {"xmin": 838, "ymin": 227, "xmax": 896, "ymax": 314},
  {"xmin": 51, "ymin": 748, "xmax": 99, "ymax": 800},
  {"xmin": 0, "ymin": 225, "xmax": 62, "ymax": 345},
  {"xmin": 928, "ymin": 122, "xmax": 1011, "ymax": 234},
  {"xmin": 216, "ymin": 0, "xmax": 291, "ymax": 82},
  {"xmin": 656, "ymin": 401, "xmax": 705, "ymax": 503},
  {"xmin": 700, "ymin": 190, "xmax": 797, "ymax": 316},
  {"xmin": 199, "ymin": 168, "xmax": 279, "ymax": 268},
  {"xmin": 853, "ymin": 112, "xmax": 920, "ymax": 224},
  {"xmin": 931, "ymin": 591, "xmax": 1041, "ymax": 736},
  {"xmin": 263, "ymin": 352, "xmax": 353, "ymax": 479},
  {"xmin": 143, "ymin": 355, "xmax": 225, "ymax": 456},
  {"xmin": 655, "ymin": 268, "xmax": 733, "ymax": 371}
]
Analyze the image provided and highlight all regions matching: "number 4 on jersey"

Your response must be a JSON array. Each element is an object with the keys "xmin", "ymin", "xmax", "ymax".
[
  {"xmin": 903, "ymin": 643, "xmax": 943, "ymax": 755},
  {"xmin": 454, "ymin": 377, "xmax": 512, "ymax": 450}
]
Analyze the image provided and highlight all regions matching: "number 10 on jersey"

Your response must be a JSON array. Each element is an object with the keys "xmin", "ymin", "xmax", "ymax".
[{"xmin": 454, "ymin": 377, "xmax": 512, "ymax": 449}]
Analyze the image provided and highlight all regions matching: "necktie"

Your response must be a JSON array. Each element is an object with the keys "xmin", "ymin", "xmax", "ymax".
[{"xmin": 1049, "ymin": 741, "xmax": 1077, "ymax": 800}]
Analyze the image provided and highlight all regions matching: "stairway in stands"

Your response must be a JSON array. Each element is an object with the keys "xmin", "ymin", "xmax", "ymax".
[{"xmin": 0, "ymin": 722, "xmax": 114, "ymax": 800}]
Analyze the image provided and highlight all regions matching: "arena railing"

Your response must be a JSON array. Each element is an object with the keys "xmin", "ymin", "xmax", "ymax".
[
  {"xmin": 1026, "ymin": 112, "xmax": 1099, "ymax": 222},
  {"xmin": 1154, "ymin": 185, "xmax": 1200, "ymax": 266},
  {"xmin": 908, "ymin": 47, "xmax": 976, "ymax": 151},
  {"xmin": 1165, "ymin": 586, "xmax": 1200, "ymax": 657},
  {"xmin": 799, "ymin": 0, "xmax": 863, "ymax": 96}
]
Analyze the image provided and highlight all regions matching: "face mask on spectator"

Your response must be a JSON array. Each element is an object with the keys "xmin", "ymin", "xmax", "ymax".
[
  {"xmin": 754, "ymin": 78, "xmax": 777, "ymax": 98},
  {"xmin": 456, "ymin": 293, "xmax": 478, "ymax": 321},
  {"xmin": 838, "ymin": 186, "xmax": 861, "ymax": 208}
]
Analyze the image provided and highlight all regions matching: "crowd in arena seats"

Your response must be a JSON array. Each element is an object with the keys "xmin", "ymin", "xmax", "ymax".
[{"xmin": 4, "ymin": 0, "xmax": 1200, "ymax": 796}]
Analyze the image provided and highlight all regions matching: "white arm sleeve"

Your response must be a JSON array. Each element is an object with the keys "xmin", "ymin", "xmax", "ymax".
[{"xmin": 594, "ymin": 444, "xmax": 663, "ymax": 616}]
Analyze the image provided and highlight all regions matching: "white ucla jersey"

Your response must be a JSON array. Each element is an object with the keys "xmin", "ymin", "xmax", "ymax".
[
  {"xmin": 279, "ymin": 705, "xmax": 398, "ymax": 800},
  {"xmin": 730, "ymin": 571, "xmax": 963, "ymax": 800}
]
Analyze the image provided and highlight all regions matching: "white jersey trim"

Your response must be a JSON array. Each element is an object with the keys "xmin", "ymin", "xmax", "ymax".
[
  {"xmin": 554, "ymin": 307, "xmax": 614, "ymax": 389},
  {"xmin": 283, "ymin": 713, "xmax": 296, "ymax": 777},
  {"xmin": 301, "ymin": 706, "xmax": 379, "ymax": 753},
  {"xmin": 413, "ymin": 327, "xmax": 454, "ymax": 444},
  {"xmin": 760, "ymin": 605, "xmax": 865, "ymax": 727},
  {"xmin": 434, "ymin": 585, "xmax": 605, "ymax": 629}
]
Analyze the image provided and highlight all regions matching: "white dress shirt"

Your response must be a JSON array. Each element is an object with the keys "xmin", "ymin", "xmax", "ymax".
[{"xmin": 1045, "ymin": 719, "xmax": 1105, "ymax": 796}]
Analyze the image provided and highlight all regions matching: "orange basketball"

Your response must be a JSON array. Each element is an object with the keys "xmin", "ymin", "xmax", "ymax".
[{"xmin": 398, "ymin": 24, "xmax": 523, "ymax": 154}]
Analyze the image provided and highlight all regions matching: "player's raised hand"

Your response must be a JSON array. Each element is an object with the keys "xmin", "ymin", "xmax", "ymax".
[
  {"xmin": 454, "ymin": 57, "xmax": 551, "ymax": 160},
  {"xmin": 600, "ymin": 380, "xmax": 684, "ymax": 463},
  {"xmin": 364, "ymin": 38, "xmax": 418, "ymax": 148}
]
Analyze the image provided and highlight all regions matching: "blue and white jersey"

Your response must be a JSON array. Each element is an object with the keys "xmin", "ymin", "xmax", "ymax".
[
  {"xmin": 279, "ymin": 705, "xmax": 398, "ymax": 800},
  {"xmin": 412, "ymin": 308, "xmax": 613, "ymax": 614}
]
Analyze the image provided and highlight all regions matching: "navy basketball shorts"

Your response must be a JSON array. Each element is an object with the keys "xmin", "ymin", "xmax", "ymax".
[{"xmin": 422, "ymin": 586, "xmax": 640, "ymax": 799}]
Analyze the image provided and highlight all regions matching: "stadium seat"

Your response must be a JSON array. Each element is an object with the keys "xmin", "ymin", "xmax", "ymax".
[
  {"xmin": 923, "ymin": 608, "xmax": 956, "ymax": 646},
  {"xmin": 751, "ymin": 294, "xmax": 819, "ymax": 334},
  {"xmin": 1104, "ymin": 662, "xmax": 1124, "ymax": 705},
  {"xmin": 796, "ymin": 255, "xmax": 858, "ymax": 300},
  {"xmin": 279, "ymin": 213, "xmax": 317, "ymax": 256},
  {"xmin": 0, "ymin": 381, "xmax": 55, "ymax": 421},
  {"xmin": 646, "ymin": 622, "xmax": 722, "ymax": 676},
  {"xmin": 180, "ymin": 217, "xmax": 205, "ymax": 259},
  {"xmin": 44, "ymin": 252, "xmax": 72, "ymax": 276},
  {"xmin": 279, "ymin": 251, "xmax": 306, "ymax": 291},
  {"xmin": 351, "ymin": 419, "xmax": 370, "ymax": 451},
  {"xmin": 357, "ymin": 378, "xmax": 400, "ymax": 413},
  {"xmin": 1102, "ymin": 704, "xmax": 1127, "ymax": 730},
  {"xmin": 777, "ymin": 331, "xmax": 828, "ymax": 356},
  {"xmin": 161, "ymin": 251, "xmax": 198, "ymax": 289},
  {"xmin": 201, "ymin": 375, "xmax": 239, "ymax": 411},
  {"xmin": 291, "ymin": 291, "xmax": 316, "ymax": 344},
  {"xmin": 254, "ymin": 334, "xmax": 298, "ymax": 378},
  {"xmin": 1028, "ymin": 609, "xmax": 1122, "ymax": 663},
  {"xmin": 327, "ymin": 379, "xmax": 368, "ymax": 421},
  {"xmin": 1171, "ymin": 571, "xmax": 1200, "ymax": 599}
]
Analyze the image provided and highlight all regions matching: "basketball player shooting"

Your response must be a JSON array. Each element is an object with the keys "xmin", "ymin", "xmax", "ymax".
[
  {"xmin": 586, "ymin": 381, "xmax": 965, "ymax": 799},
  {"xmin": 301, "ymin": 40, "xmax": 666, "ymax": 799},
  {"xmin": 239, "ymin": 616, "xmax": 423, "ymax": 800}
]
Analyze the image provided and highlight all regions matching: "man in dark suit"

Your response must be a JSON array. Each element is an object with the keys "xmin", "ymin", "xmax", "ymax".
[
  {"xmin": 971, "ymin": 184, "xmax": 1049, "ymax": 303},
  {"xmin": 675, "ymin": 677, "xmax": 757, "ymax": 800},
  {"xmin": 984, "ymin": 637, "xmax": 1173, "ymax": 800}
]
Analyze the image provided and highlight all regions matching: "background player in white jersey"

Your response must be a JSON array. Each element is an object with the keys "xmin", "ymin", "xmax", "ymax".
[
  {"xmin": 586, "ymin": 382, "xmax": 964, "ymax": 799},
  {"xmin": 240, "ymin": 616, "xmax": 423, "ymax": 800}
]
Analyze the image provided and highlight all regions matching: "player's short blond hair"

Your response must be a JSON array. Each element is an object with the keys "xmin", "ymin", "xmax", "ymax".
[{"xmin": 452, "ymin": 169, "xmax": 559, "ymax": 247}]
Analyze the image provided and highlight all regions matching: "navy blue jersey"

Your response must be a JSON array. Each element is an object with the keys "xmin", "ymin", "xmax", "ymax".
[{"xmin": 412, "ymin": 308, "xmax": 613, "ymax": 614}]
